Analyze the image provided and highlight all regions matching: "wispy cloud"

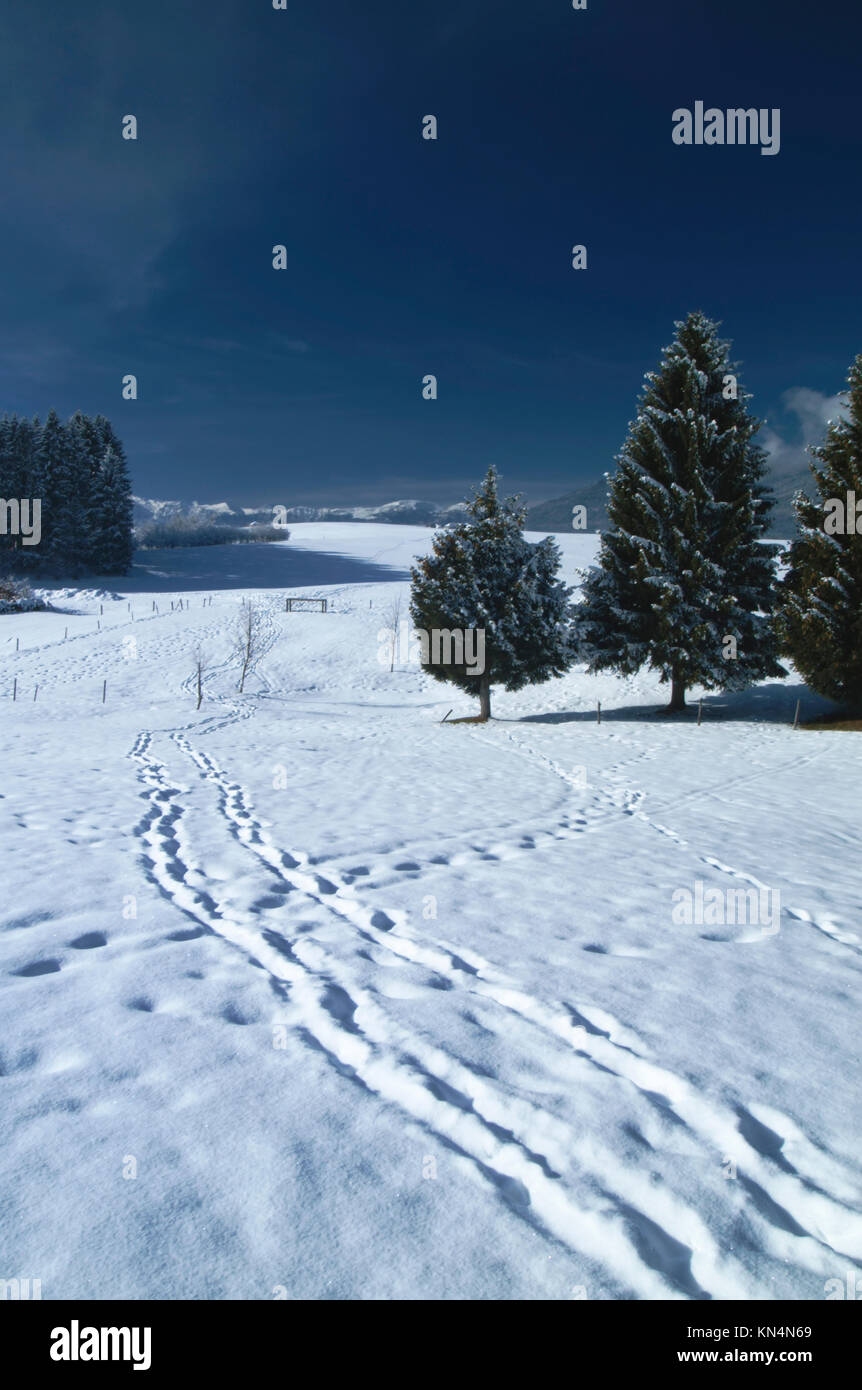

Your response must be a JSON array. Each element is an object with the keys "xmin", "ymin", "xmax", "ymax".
[{"xmin": 762, "ymin": 386, "xmax": 847, "ymax": 479}]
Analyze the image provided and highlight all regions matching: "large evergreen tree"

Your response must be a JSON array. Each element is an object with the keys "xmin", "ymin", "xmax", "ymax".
[
  {"xmin": 26, "ymin": 416, "xmax": 47, "ymax": 571},
  {"xmin": 576, "ymin": 311, "xmax": 784, "ymax": 711},
  {"xmin": 67, "ymin": 410, "xmax": 104, "ymax": 570},
  {"xmin": 39, "ymin": 409, "xmax": 86, "ymax": 575},
  {"xmin": 776, "ymin": 354, "xmax": 862, "ymax": 712},
  {"xmin": 410, "ymin": 467, "xmax": 576, "ymax": 720},
  {"xmin": 92, "ymin": 415, "xmax": 134, "ymax": 574}
]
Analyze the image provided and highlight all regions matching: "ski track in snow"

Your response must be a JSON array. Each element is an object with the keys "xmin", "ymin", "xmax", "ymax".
[{"xmin": 124, "ymin": 682, "xmax": 862, "ymax": 1300}]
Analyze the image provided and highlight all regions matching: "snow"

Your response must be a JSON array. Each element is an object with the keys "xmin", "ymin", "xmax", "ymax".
[
  {"xmin": 1, "ymin": 524, "xmax": 860, "ymax": 1301},
  {"xmin": 133, "ymin": 496, "xmax": 471, "ymax": 528}
]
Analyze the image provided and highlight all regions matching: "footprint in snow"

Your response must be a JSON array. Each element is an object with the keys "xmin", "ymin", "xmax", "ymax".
[
  {"xmin": 221, "ymin": 1002, "xmax": 258, "ymax": 1026},
  {"xmin": 13, "ymin": 958, "xmax": 62, "ymax": 977},
  {"xmin": 167, "ymin": 926, "xmax": 208, "ymax": 942},
  {"xmin": 68, "ymin": 931, "xmax": 107, "ymax": 950}
]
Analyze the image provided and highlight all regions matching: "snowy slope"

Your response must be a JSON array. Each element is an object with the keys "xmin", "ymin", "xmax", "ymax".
[{"xmin": 0, "ymin": 525, "xmax": 860, "ymax": 1301}]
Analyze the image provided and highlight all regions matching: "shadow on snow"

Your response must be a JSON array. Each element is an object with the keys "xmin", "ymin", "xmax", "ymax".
[
  {"xmin": 90, "ymin": 540, "xmax": 411, "ymax": 595},
  {"xmin": 515, "ymin": 682, "xmax": 835, "ymax": 726}
]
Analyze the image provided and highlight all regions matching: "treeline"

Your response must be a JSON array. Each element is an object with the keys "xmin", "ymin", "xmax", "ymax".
[
  {"xmin": 136, "ymin": 513, "xmax": 288, "ymax": 549},
  {"xmin": 0, "ymin": 409, "xmax": 133, "ymax": 576}
]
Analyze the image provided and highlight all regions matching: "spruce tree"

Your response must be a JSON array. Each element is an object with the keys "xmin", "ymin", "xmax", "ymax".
[
  {"xmin": 92, "ymin": 415, "xmax": 134, "ymax": 574},
  {"xmin": 26, "ymin": 416, "xmax": 48, "ymax": 571},
  {"xmin": 410, "ymin": 467, "xmax": 576, "ymax": 720},
  {"xmin": 39, "ymin": 409, "xmax": 86, "ymax": 575},
  {"xmin": 776, "ymin": 354, "xmax": 862, "ymax": 713},
  {"xmin": 576, "ymin": 311, "xmax": 783, "ymax": 711},
  {"xmin": 67, "ymin": 410, "xmax": 104, "ymax": 570}
]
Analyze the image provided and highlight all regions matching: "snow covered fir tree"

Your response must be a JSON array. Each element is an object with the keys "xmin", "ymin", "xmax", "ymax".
[
  {"xmin": 776, "ymin": 353, "xmax": 862, "ymax": 714},
  {"xmin": 410, "ymin": 466, "xmax": 576, "ymax": 719},
  {"xmin": 0, "ymin": 410, "xmax": 133, "ymax": 576},
  {"xmin": 575, "ymin": 311, "xmax": 784, "ymax": 711}
]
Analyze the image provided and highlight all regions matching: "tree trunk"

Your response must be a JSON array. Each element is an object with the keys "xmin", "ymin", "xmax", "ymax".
[
  {"xmin": 478, "ymin": 674, "xmax": 491, "ymax": 721},
  {"xmin": 665, "ymin": 671, "xmax": 686, "ymax": 712}
]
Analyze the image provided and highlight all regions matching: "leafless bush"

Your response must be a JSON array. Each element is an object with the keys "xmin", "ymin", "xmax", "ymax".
[
  {"xmin": 380, "ymin": 590, "xmax": 403, "ymax": 672},
  {"xmin": 232, "ymin": 600, "xmax": 276, "ymax": 692},
  {"xmin": 191, "ymin": 642, "xmax": 211, "ymax": 709}
]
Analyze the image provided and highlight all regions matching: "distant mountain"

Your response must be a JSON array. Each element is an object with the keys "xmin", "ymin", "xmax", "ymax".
[
  {"xmin": 134, "ymin": 466, "xmax": 813, "ymax": 542},
  {"xmin": 132, "ymin": 497, "xmax": 185, "ymax": 525},
  {"xmin": 132, "ymin": 496, "xmax": 470, "ymax": 529},
  {"xmin": 525, "ymin": 463, "xmax": 812, "ymax": 539},
  {"xmin": 273, "ymin": 498, "xmax": 471, "ymax": 526},
  {"xmin": 764, "ymin": 464, "xmax": 815, "ymax": 540},
  {"xmin": 525, "ymin": 477, "xmax": 616, "ymax": 535}
]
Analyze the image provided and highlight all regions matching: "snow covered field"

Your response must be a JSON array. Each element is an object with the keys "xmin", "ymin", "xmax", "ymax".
[{"xmin": 1, "ymin": 524, "xmax": 860, "ymax": 1301}]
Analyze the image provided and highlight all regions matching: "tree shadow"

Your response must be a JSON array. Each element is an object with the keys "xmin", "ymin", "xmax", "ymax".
[
  {"xmin": 91, "ymin": 541, "xmax": 410, "ymax": 594},
  {"xmin": 515, "ymin": 682, "xmax": 836, "ymax": 726}
]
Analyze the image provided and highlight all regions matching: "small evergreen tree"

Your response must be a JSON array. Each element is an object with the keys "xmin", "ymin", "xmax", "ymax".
[
  {"xmin": 576, "ymin": 311, "xmax": 784, "ymax": 711},
  {"xmin": 776, "ymin": 354, "xmax": 862, "ymax": 712},
  {"xmin": 410, "ymin": 467, "xmax": 576, "ymax": 720}
]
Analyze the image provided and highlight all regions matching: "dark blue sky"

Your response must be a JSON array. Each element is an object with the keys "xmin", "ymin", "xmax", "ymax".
[{"xmin": 1, "ymin": 0, "xmax": 859, "ymax": 507}]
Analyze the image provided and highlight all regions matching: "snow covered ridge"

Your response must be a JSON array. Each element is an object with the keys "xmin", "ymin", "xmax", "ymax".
[
  {"xmin": 36, "ymin": 586, "xmax": 125, "ymax": 603},
  {"xmin": 132, "ymin": 495, "xmax": 470, "ymax": 529}
]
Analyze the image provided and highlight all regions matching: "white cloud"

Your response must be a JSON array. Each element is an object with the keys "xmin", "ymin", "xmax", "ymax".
[{"xmin": 763, "ymin": 386, "xmax": 848, "ymax": 479}]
